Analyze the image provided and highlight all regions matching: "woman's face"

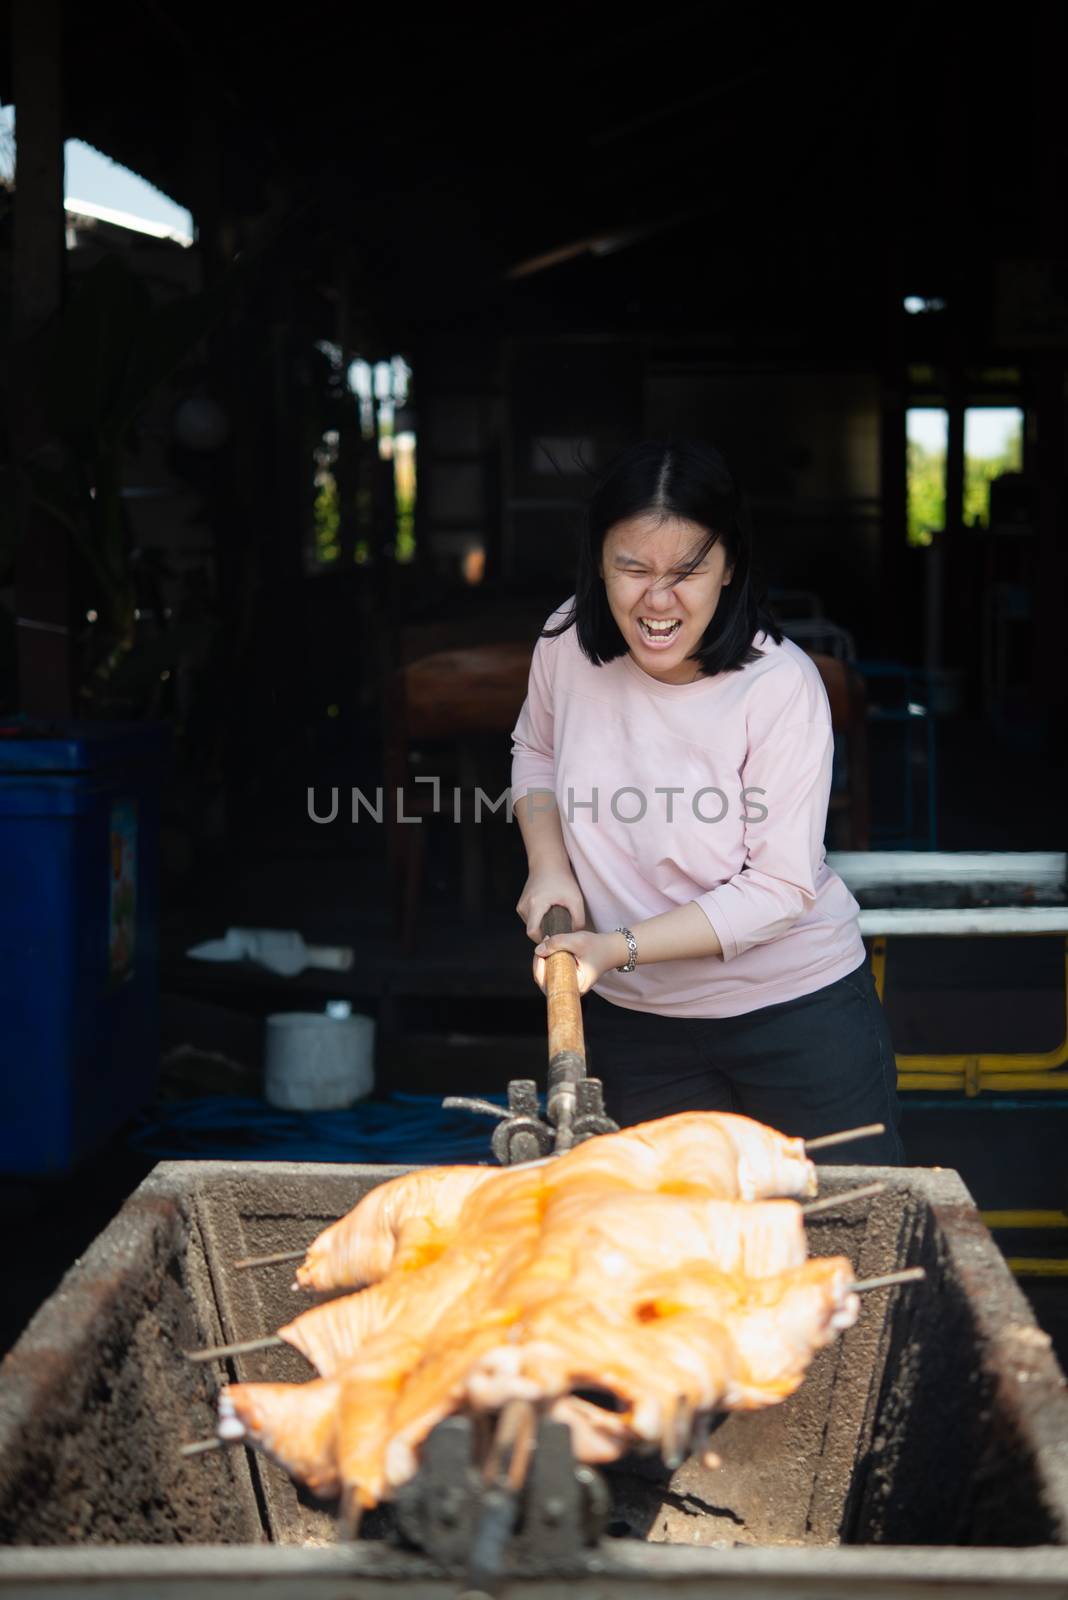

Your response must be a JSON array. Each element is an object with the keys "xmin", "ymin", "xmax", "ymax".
[{"xmin": 599, "ymin": 514, "xmax": 733, "ymax": 684}]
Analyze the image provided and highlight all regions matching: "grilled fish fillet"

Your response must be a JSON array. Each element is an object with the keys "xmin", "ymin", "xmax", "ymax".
[
  {"xmin": 217, "ymin": 1114, "xmax": 846, "ymax": 1509},
  {"xmin": 294, "ymin": 1165, "xmax": 497, "ymax": 1292},
  {"xmin": 222, "ymin": 1254, "xmax": 856, "ymax": 1507},
  {"xmin": 221, "ymin": 1166, "xmax": 852, "ymax": 1506},
  {"xmin": 279, "ymin": 1195, "xmax": 809, "ymax": 1378},
  {"xmin": 293, "ymin": 1112, "xmax": 816, "ymax": 1292}
]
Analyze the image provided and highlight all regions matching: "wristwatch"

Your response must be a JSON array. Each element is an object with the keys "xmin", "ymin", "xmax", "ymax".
[{"xmin": 614, "ymin": 926, "xmax": 638, "ymax": 973}]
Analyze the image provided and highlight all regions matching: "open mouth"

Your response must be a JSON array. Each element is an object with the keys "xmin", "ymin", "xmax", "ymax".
[{"xmin": 637, "ymin": 617, "xmax": 682, "ymax": 643}]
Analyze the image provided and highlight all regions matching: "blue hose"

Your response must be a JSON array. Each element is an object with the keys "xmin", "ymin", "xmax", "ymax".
[{"xmin": 130, "ymin": 1091, "xmax": 510, "ymax": 1164}]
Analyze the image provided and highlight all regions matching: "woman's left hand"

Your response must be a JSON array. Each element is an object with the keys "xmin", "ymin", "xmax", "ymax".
[{"xmin": 532, "ymin": 930, "xmax": 626, "ymax": 996}]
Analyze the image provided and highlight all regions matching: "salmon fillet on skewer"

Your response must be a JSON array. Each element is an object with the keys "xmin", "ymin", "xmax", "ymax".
[
  {"xmin": 222, "ymin": 1186, "xmax": 846, "ymax": 1506},
  {"xmin": 546, "ymin": 1112, "xmax": 817, "ymax": 1205},
  {"xmin": 273, "ymin": 1194, "xmax": 810, "ymax": 1378},
  {"xmin": 221, "ymin": 1249, "xmax": 858, "ymax": 1511},
  {"xmin": 293, "ymin": 1112, "xmax": 817, "ymax": 1293},
  {"xmin": 217, "ymin": 1377, "xmax": 341, "ymax": 1498},
  {"xmin": 282, "ymin": 1169, "xmax": 546, "ymax": 1375},
  {"xmin": 329, "ymin": 1253, "xmax": 857, "ymax": 1506},
  {"xmin": 213, "ymin": 1112, "xmax": 858, "ymax": 1512},
  {"xmin": 468, "ymin": 1256, "xmax": 859, "ymax": 1424},
  {"xmin": 386, "ymin": 1258, "xmax": 857, "ymax": 1481},
  {"xmin": 294, "ymin": 1165, "xmax": 498, "ymax": 1291}
]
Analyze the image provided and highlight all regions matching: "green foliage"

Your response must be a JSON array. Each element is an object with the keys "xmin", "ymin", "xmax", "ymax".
[
  {"xmin": 907, "ymin": 440, "xmax": 944, "ymax": 547},
  {"xmin": 907, "ymin": 417, "xmax": 1025, "ymax": 544},
  {"xmin": 313, "ymin": 472, "xmax": 341, "ymax": 564}
]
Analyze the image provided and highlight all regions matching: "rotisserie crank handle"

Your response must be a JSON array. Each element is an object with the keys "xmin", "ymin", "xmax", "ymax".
[
  {"xmin": 442, "ymin": 1096, "xmax": 514, "ymax": 1120},
  {"xmin": 540, "ymin": 905, "xmax": 587, "ymax": 1153}
]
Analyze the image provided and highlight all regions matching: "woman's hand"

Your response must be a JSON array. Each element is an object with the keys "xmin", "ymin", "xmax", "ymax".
[
  {"xmin": 516, "ymin": 867, "xmax": 586, "ymax": 943},
  {"xmin": 532, "ymin": 929, "xmax": 626, "ymax": 996}
]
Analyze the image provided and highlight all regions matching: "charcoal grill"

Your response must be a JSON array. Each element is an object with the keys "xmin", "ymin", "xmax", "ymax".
[{"xmin": 3, "ymin": 1158, "xmax": 1068, "ymax": 1597}]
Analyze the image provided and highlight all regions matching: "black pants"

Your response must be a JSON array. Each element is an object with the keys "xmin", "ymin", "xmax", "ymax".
[{"xmin": 583, "ymin": 957, "xmax": 904, "ymax": 1166}]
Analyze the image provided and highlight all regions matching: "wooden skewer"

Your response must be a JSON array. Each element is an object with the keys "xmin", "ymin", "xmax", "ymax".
[
  {"xmin": 801, "ymin": 1182, "xmax": 885, "ymax": 1217},
  {"xmin": 233, "ymin": 1248, "xmax": 308, "ymax": 1271},
  {"xmin": 505, "ymin": 1409, "xmax": 539, "ymax": 1495},
  {"xmin": 483, "ymin": 1397, "xmax": 539, "ymax": 1490},
  {"xmin": 662, "ymin": 1394, "xmax": 695, "ymax": 1470},
  {"xmin": 851, "ymin": 1266, "xmax": 926, "ymax": 1294},
  {"xmin": 805, "ymin": 1122, "xmax": 885, "ymax": 1152},
  {"xmin": 185, "ymin": 1334, "xmax": 285, "ymax": 1363},
  {"xmin": 337, "ymin": 1486, "xmax": 364, "ymax": 1542},
  {"xmin": 180, "ymin": 1436, "xmax": 225, "ymax": 1457}
]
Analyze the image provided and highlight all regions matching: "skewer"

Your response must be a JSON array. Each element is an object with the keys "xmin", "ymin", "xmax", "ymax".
[
  {"xmin": 686, "ymin": 1409, "xmax": 722, "ymax": 1470},
  {"xmin": 801, "ymin": 1182, "xmax": 885, "ymax": 1217},
  {"xmin": 662, "ymin": 1394, "xmax": 695, "ymax": 1470},
  {"xmin": 483, "ymin": 1398, "xmax": 539, "ymax": 1491},
  {"xmin": 180, "ymin": 1436, "xmax": 224, "ymax": 1457},
  {"xmin": 337, "ymin": 1486, "xmax": 364, "ymax": 1542},
  {"xmin": 805, "ymin": 1122, "xmax": 885, "ymax": 1152},
  {"xmin": 185, "ymin": 1334, "xmax": 285, "ymax": 1363},
  {"xmin": 465, "ymin": 1401, "xmax": 539, "ymax": 1592},
  {"xmin": 233, "ymin": 1248, "xmax": 308, "ymax": 1271},
  {"xmin": 850, "ymin": 1266, "xmax": 926, "ymax": 1294}
]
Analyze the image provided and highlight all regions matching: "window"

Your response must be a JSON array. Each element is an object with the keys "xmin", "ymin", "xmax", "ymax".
[
  {"xmin": 963, "ymin": 408, "xmax": 1024, "ymax": 530},
  {"xmin": 906, "ymin": 408, "xmax": 947, "ymax": 548},
  {"xmin": 305, "ymin": 352, "xmax": 416, "ymax": 572},
  {"xmin": 905, "ymin": 404, "xmax": 1024, "ymax": 546}
]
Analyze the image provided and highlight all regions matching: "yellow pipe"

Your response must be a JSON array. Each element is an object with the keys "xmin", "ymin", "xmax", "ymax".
[
  {"xmin": 1005, "ymin": 1258, "xmax": 1068, "ymax": 1277},
  {"xmin": 899, "ymin": 1071, "xmax": 1068, "ymax": 1092},
  {"xmin": 982, "ymin": 1210, "xmax": 1068, "ymax": 1230},
  {"xmin": 869, "ymin": 935, "xmax": 1068, "ymax": 1096}
]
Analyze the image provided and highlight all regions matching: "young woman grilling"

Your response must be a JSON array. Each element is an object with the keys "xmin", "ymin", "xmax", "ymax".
[{"xmin": 510, "ymin": 438, "xmax": 903, "ymax": 1164}]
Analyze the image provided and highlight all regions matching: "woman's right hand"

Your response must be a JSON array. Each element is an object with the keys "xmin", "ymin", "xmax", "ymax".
[{"xmin": 516, "ymin": 866, "xmax": 586, "ymax": 942}]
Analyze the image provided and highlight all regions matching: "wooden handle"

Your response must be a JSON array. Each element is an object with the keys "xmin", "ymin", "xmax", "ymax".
[
  {"xmin": 541, "ymin": 906, "xmax": 572, "ymax": 939},
  {"xmin": 540, "ymin": 905, "xmax": 586, "ymax": 1067}
]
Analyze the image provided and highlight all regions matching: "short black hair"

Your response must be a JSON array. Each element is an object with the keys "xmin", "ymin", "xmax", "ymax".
[{"xmin": 543, "ymin": 437, "xmax": 783, "ymax": 675}]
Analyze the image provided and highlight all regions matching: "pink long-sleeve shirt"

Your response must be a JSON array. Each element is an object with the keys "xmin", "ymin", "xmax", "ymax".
[{"xmin": 509, "ymin": 600, "xmax": 865, "ymax": 1018}]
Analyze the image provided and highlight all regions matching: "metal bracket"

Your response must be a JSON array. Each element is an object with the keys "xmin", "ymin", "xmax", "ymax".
[
  {"xmin": 445, "ymin": 1076, "xmax": 617, "ymax": 1166},
  {"xmin": 392, "ymin": 1412, "xmax": 608, "ymax": 1573}
]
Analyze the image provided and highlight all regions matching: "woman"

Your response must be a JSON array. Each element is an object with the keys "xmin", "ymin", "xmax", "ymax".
[{"xmin": 509, "ymin": 438, "xmax": 903, "ymax": 1164}]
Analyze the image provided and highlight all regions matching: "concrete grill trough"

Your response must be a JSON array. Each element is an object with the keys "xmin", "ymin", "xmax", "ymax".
[{"xmin": 2, "ymin": 1159, "xmax": 1068, "ymax": 1597}]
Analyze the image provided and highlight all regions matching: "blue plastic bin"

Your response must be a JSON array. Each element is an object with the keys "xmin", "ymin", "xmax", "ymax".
[{"xmin": 0, "ymin": 721, "xmax": 169, "ymax": 1174}]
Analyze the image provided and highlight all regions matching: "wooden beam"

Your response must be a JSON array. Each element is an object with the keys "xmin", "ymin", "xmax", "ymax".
[
  {"xmin": 875, "ymin": 40, "xmax": 907, "ymax": 657},
  {"xmin": 11, "ymin": 0, "xmax": 71, "ymax": 717}
]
